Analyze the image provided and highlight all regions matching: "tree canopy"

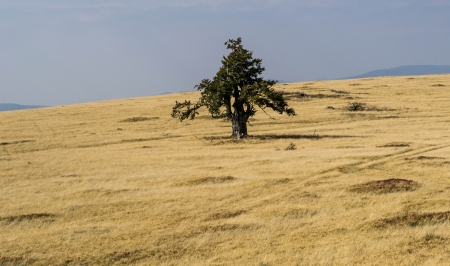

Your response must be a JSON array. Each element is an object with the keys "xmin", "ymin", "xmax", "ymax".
[{"xmin": 172, "ymin": 38, "xmax": 295, "ymax": 138}]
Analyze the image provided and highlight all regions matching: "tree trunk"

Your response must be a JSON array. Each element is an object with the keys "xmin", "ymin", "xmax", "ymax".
[
  {"xmin": 231, "ymin": 109, "xmax": 248, "ymax": 139},
  {"xmin": 230, "ymin": 86, "xmax": 248, "ymax": 139}
]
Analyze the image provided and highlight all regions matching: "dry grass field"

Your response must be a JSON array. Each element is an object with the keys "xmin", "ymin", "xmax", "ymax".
[{"xmin": 1, "ymin": 75, "xmax": 450, "ymax": 265}]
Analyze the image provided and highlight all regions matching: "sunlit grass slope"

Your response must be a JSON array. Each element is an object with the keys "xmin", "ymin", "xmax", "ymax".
[{"xmin": 1, "ymin": 75, "xmax": 450, "ymax": 265}]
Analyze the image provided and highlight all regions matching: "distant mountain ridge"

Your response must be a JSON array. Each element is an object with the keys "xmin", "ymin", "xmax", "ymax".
[
  {"xmin": 0, "ymin": 103, "xmax": 47, "ymax": 112},
  {"xmin": 343, "ymin": 65, "xmax": 450, "ymax": 79}
]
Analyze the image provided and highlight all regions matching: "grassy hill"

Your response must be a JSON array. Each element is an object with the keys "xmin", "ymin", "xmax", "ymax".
[{"xmin": 1, "ymin": 75, "xmax": 450, "ymax": 265}]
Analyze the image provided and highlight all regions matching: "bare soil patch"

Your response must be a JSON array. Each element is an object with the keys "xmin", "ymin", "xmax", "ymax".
[{"xmin": 349, "ymin": 179, "xmax": 420, "ymax": 194}]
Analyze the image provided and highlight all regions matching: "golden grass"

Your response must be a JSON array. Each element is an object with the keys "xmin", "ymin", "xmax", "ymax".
[{"xmin": 1, "ymin": 74, "xmax": 450, "ymax": 265}]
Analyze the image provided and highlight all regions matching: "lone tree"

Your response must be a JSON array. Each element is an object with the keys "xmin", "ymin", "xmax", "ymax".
[{"xmin": 171, "ymin": 38, "xmax": 296, "ymax": 139}]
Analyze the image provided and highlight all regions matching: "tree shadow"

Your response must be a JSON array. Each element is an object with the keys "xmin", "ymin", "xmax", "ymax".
[{"xmin": 204, "ymin": 134, "xmax": 360, "ymax": 141}]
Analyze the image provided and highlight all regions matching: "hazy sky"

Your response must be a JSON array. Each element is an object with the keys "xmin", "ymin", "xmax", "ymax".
[{"xmin": 1, "ymin": 0, "xmax": 450, "ymax": 106}]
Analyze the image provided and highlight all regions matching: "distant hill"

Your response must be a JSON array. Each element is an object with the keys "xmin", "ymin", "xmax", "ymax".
[
  {"xmin": 0, "ymin": 103, "xmax": 47, "ymax": 112},
  {"xmin": 343, "ymin": 65, "xmax": 450, "ymax": 79}
]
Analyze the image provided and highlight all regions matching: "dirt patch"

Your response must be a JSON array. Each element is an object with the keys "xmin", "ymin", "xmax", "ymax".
[
  {"xmin": 431, "ymin": 84, "xmax": 446, "ymax": 87},
  {"xmin": 349, "ymin": 179, "xmax": 420, "ymax": 194},
  {"xmin": 377, "ymin": 142, "xmax": 410, "ymax": 148},
  {"xmin": 120, "ymin": 117, "xmax": 159, "ymax": 122},
  {"xmin": 373, "ymin": 211, "xmax": 450, "ymax": 228},
  {"xmin": 0, "ymin": 213, "xmax": 56, "ymax": 224},
  {"xmin": 180, "ymin": 176, "xmax": 237, "ymax": 186}
]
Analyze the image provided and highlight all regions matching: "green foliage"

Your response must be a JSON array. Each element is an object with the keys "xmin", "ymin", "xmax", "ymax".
[{"xmin": 172, "ymin": 38, "xmax": 295, "ymax": 136}]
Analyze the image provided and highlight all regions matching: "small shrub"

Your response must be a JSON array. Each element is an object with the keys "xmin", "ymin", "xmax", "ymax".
[
  {"xmin": 285, "ymin": 142, "xmax": 297, "ymax": 150},
  {"xmin": 345, "ymin": 102, "xmax": 395, "ymax": 112},
  {"xmin": 346, "ymin": 102, "xmax": 367, "ymax": 111}
]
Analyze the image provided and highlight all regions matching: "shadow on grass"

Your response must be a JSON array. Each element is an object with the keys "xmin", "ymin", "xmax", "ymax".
[
  {"xmin": 349, "ymin": 179, "xmax": 420, "ymax": 194},
  {"xmin": 204, "ymin": 134, "xmax": 360, "ymax": 141},
  {"xmin": 373, "ymin": 211, "xmax": 450, "ymax": 228}
]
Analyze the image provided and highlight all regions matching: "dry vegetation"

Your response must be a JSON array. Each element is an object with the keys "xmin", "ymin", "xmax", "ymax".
[{"xmin": 1, "ymin": 75, "xmax": 450, "ymax": 265}]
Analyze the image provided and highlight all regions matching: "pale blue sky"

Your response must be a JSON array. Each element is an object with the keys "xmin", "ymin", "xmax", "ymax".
[{"xmin": 1, "ymin": 0, "xmax": 450, "ymax": 106}]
